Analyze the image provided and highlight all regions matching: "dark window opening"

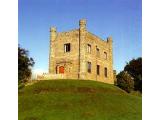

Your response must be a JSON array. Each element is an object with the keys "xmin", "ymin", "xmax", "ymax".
[
  {"xmin": 97, "ymin": 65, "xmax": 100, "ymax": 75},
  {"xmin": 104, "ymin": 67, "xmax": 107, "ymax": 77},
  {"xmin": 64, "ymin": 43, "xmax": 70, "ymax": 52}
]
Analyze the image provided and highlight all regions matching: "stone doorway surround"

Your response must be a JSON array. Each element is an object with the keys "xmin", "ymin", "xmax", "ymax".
[{"xmin": 56, "ymin": 60, "xmax": 72, "ymax": 75}]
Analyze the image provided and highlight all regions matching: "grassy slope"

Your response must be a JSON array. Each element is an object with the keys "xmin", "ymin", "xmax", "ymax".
[{"xmin": 19, "ymin": 80, "xmax": 142, "ymax": 120}]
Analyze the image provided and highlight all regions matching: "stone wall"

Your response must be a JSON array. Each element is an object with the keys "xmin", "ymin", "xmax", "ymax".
[
  {"xmin": 48, "ymin": 19, "xmax": 114, "ymax": 84},
  {"xmin": 81, "ymin": 31, "xmax": 114, "ymax": 84},
  {"xmin": 49, "ymin": 29, "xmax": 80, "ymax": 79},
  {"xmin": 37, "ymin": 74, "xmax": 66, "ymax": 80}
]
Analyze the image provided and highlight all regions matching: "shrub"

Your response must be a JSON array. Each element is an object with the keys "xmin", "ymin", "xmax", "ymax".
[
  {"xmin": 18, "ymin": 45, "xmax": 35, "ymax": 83},
  {"xmin": 117, "ymin": 71, "xmax": 134, "ymax": 93},
  {"xmin": 124, "ymin": 57, "xmax": 142, "ymax": 92}
]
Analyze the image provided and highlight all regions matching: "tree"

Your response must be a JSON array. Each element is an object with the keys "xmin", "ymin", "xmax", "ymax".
[
  {"xmin": 124, "ymin": 57, "xmax": 142, "ymax": 92},
  {"xmin": 18, "ymin": 45, "xmax": 35, "ymax": 83},
  {"xmin": 117, "ymin": 71, "xmax": 134, "ymax": 93}
]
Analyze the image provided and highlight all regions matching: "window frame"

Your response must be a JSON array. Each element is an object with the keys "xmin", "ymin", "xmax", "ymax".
[
  {"xmin": 96, "ymin": 47, "xmax": 100, "ymax": 57},
  {"xmin": 87, "ymin": 44, "xmax": 91, "ymax": 53},
  {"xmin": 104, "ymin": 52, "xmax": 107, "ymax": 60},
  {"xmin": 87, "ymin": 62, "xmax": 91, "ymax": 73}
]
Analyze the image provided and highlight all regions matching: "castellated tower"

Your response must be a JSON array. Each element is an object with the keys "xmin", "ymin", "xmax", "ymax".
[
  {"xmin": 46, "ymin": 19, "xmax": 114, "ymax": 84},
  {"xmin": 107, "ymin": 36, "xmax": 114, "ymax": 83},
  {"xmin": 49, "ymin": 27, "xmax": 56, "ymax": 73},
  {"xmin": 79, "ymin": 19, "xmax": 87, "ymax": 79}
]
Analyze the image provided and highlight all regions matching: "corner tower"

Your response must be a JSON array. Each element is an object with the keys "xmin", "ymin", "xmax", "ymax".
[
  {"xmin": 107, "ymin": 36, "xmax": 114, "ymax": 83},
  {"xmin": 49, "ymin": 27, "xmax": 57, "ymax": 73},
  {"xmin": 79, "ymin": 19, "xmax": 87, "ymax": 79}
]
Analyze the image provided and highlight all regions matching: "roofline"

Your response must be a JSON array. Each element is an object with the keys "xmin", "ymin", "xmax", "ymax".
[
  {"xmin": 58, "ymin": 29, "xmax": 79, "ymax": 34},
  {"xmin": 87, "ymin": 31, "xmax": 107, "ymax": 42}
]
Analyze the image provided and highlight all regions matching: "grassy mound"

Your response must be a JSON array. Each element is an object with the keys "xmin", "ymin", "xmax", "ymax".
[{"xmin": 19, "ymin": 80, "xmax": 142, "ymax": 120}]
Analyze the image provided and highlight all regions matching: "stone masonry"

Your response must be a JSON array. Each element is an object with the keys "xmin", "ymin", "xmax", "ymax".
[{"xmin": 48, "ymin": 19, "xmax": 114, "ymax": 84}]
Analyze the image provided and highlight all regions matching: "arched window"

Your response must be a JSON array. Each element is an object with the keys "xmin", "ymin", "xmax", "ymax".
[
  {"xmin": 96, "ymin": 47, "xmax": 100, "ymax": 57},
  {"xmin": 87, "ymin": 44, "xmax": 91, "ymax": 53},
  {"xmin": 104, "ymin": 52, "xmax": 107, "ymax": 60}
]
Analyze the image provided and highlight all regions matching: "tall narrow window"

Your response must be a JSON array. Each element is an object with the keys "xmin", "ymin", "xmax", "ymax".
[
  {"xmin": 104, "ymin": 67, "xmax": 107, "ymax": 77},
  {"xmin": 87, "ymin": 62, "xmax": 91, "ymax": 73},
  {"xmin": 97, "ymin": 65, "xmax": 100, "ymax": 75},
  {"xmin": 96, "ymin": 47, "xmax": 100, "ymax": 57},
  {"xmin": 87, "ymin": 44, "xmax": 91, "ymax": 53},
  {"xmin": 104, "ymin": 52, "xmax": 107, "ymax": 59},
  {"xmin": 64, "ymin": 43, "xmax": 70, "ymax": 52}
]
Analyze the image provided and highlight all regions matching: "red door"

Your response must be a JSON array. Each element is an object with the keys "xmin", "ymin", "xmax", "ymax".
[{"xmin": 59, "ymin": 66, "xmax": 64, "ymax": 74}]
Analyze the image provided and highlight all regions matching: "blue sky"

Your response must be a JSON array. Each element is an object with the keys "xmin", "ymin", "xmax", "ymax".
[{"xmin": 19, "ymin": 0, "xmax": 142, "ymax": 73}]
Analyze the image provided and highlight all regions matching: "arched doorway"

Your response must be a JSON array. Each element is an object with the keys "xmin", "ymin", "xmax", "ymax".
[{"xmin": 59, "ymin": 66, "xmax": 64, "ymax": 74}]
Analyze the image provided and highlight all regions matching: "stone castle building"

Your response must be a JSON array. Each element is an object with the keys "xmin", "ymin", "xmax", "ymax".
[{"xmin": 48, "ymin": 19, "xmax": 114, "ymax": 84}]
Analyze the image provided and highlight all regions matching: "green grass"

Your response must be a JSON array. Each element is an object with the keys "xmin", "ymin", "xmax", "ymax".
[{"xmin": 19, "ymin": 80, "xmax": 142, "ymax": 120}]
